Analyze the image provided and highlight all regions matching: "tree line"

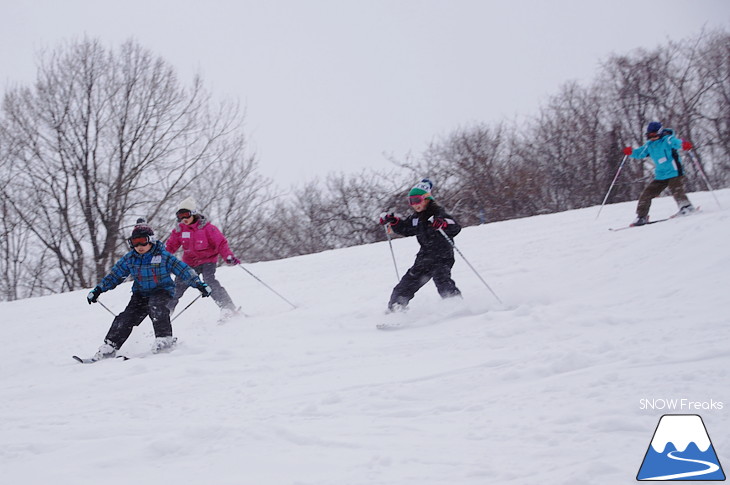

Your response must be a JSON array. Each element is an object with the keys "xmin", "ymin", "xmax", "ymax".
[{"xmin": 1, "ymin": 30, "xmax": 728, "ymax": 300}]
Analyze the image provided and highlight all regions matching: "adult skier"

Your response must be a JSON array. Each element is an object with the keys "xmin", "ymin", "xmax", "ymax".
[
  {"xmin": 165, "ymin": 197, "xmax": 241, "ymax": 320},
  {"xmin": 623, "ymin": 121, "xmax": 696, "ymax": 226},
  {"xmin": 379, "ymin": 179, "xmax": 462, "ymax": 312},
  {"xmin": 84, "ymin": 221, "xmax": 211, "ymax": 361}
]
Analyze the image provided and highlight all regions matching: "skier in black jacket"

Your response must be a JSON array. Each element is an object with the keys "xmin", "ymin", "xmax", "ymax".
[{"xmin": 379, "ymin": 179, "xmax": 462, "ymax": 312}]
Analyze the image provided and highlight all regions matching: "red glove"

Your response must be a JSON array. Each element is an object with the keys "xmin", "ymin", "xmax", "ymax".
[
  {"xmin": 623, "ymin": 147, "xmax": 633, "ymax": 156},
  {"xmin": 432, "ymin": 217, "xmax": 448, "ymax": 229},
  {"xmin": 682, "ymin": 140, "xmax": 693, "ymax": 151},
  {"xmin": 379, "ymin": 213, "xmax": 399, "ymax": 226},
  {"xmin": 226, "ymin": 255, "xmax": 241, "ymax": 266}
]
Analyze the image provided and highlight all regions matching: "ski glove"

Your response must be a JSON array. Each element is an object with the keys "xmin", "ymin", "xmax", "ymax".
[
  {"xmin": 196, "ymin": 282, "xmax": 212, "ymax": 298},
  {"xmin": 431, "ymin": 217, "xmax": 448, "ymax": 230},
  {"xmin": 226, "ymin": 255, "xmax": 241, "ymax": 266},
  {"xmin": 682, "ymin": 140, "xmax": 693, "ymax": 151},
  {"xmin": 623, "ymin": 147, "xmax": 633, "ymax": 156},
  {"xmin": 87, "ymin": 286, "xmax": 102, "ymax": 304},
  {"xmin": 379, "ymin": 212, "xmax": 399, "ymax": 226}
]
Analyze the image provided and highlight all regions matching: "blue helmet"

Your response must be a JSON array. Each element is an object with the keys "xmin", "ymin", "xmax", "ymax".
[{"xmin": 646, "ymin": 121, "xmax": 662, "ymax": 134}]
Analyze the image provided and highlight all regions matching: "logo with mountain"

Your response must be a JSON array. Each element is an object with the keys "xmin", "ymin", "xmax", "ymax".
[{"xmin": 637, "ymin": 414, "xmax": 725, "ymax": 481}]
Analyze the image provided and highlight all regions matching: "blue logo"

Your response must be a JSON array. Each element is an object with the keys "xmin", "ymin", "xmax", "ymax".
[{"xmin": 637, "ymin": 414, "xmax": 725, "ymax": 481}]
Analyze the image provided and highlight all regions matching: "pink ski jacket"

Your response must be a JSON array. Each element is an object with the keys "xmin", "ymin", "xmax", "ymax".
[{"xmin": 166, "ymin": 215, "xmax": 235, "ymax": 268}]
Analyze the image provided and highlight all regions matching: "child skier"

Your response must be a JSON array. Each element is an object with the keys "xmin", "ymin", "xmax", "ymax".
[
  {"xmin": 165, "ymin": 197, "xmax": 241, "ymax": 321},
  {"xmin": 623, "ymin": 121, "xmax": 696, "ymax": 226},
  {"xmin": 379, "ymin": 179, "xmax": 462, "ymax": 312},
  {"xmin": 83, "ymin": 220, "xmax": 211, "ymax": 361}
]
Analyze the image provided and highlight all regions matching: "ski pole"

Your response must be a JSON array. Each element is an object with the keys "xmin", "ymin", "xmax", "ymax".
[
  {"xmin": 686, "ymin": 151, "xmax": 722, "ymax": 209},
  {"xmin": 97, "ymin": 300, "xmax": 117, "ymax": 317},
  {"xmin": 237, "ymin": 264, "xmax": 297, "ymax": 309},
  {"xmin": 384, "ymin": 224, "xmax": 400, "ymax": 281},
  {"xmin": 596, "ymin": 155, "xmax": 628, "ymax": 220},
  {"xmin": 436, "ymin": 227, "xmax": 503, "ymax": 304},
  {"xmin": 171, "ymin": 295, "xmax": 202, "ymax": 323}
]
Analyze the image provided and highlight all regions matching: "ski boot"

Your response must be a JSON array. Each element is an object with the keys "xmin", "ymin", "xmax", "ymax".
[
  {"xmin": 674, "ymin": 204, "xmax": 696, "ymax": 217},
  {"xmin": 92, "ymin": 342, "xmax": 117, "ymax": 361},
  {"xmin": 386, "ymin": 301, "xmax": 409, "ymax": 314},
  {"xmin": 631, "ymin": 215, "xmax": 649, "ymax": 227},
  {"xmin": 152, "ymin": 336, "xmax": 177, "ymax": 354},
  {"xmin": 217, "ymin": 306, "xmax": 242, "ymax": 324}
]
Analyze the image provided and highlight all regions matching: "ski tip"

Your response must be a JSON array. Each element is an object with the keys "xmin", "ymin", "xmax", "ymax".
[{"xmin": 72, "ymin": 355, "xmax": 97, "ymax": 364}]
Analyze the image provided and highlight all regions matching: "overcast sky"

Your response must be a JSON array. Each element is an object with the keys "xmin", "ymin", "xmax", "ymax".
[{"xmin": 1, "ymin": 0, "xmax": 728, "ymax": 187}]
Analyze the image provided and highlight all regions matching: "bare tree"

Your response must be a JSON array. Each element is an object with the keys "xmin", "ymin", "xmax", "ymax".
[
  {"xmin": 254, "ymin": 171, "xmax": 408, "ymax": 260},
  {"xmin": 256, "ymin": 180, "xmax": 331, "ymax": 259},
  {"xmin": 0, "ymin": 142, "xmax": 31, "ymax": 300},
  {"xmin": 413, "ymin": 123, "xmax": 512, "ymax": 223},
  {"xmin": 175, "ymin": 131, "xmax": 273, "ymax": 262},
  {"xmin": 1, "ymin": 37, "xmax": 260, "ymax": 295},
  {"xmin": 682, "ymin": 29, "xmax": 730, "ymax": 186}
]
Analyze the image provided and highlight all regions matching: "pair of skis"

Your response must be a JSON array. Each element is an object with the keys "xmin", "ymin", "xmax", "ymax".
[
  {"xmin": 74, "ymin": 309, "xmax": 243, "ymax": 363},
  {"xmin": 72, "ymin": 350, "xmax": 178, "ymax": 364},
  {"xmin": 609, "ymin": 207, "xmax": 700, "ymax": 232},
  {"xmin": 72, "ymin": 355, "xmax": 129, "ymax": 364},
  {"xmin": 609, "ymin": 218, "xmax": 672, "ymax": 232},
  {"xmin": 73, "ymin": 337, "xmax": 178, "ymax": 364}
]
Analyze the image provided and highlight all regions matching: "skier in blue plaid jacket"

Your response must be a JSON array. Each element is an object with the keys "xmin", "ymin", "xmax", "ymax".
[{"xmin": 85, "ymin": 221, "xmax": 212, "ymax": 360}]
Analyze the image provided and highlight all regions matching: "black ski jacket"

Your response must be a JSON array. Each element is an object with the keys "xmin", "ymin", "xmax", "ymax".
[{"xmin": 390, "ymin": 202, "xmax": 461, "ymax": 261}]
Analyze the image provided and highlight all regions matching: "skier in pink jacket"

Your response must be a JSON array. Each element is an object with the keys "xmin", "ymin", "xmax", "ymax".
[{"xmin": 166, "ymin": 197, "xmax": 241, "ymax": 320}]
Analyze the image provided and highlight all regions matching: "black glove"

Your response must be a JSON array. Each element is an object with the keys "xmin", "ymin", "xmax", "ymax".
[
  {"xmin": 196, "ymin": 282, "xmax": 212, "ymax": 298},
  {"xmin": 87, "ymin": 286, "xmax": 102, "ymax": 304},
  {"xmin": 379, "ymin": 212, "xmax": 399, "ymax": 226},
  {"xmin": 226, "ymin": 255, "xmax": 241, "ymax": 266}
]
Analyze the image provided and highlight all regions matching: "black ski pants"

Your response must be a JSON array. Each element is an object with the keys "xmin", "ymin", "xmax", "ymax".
[
  {"xmin": 388, "ymin": 255, "xmax": 461, "ymax": 310},
  {"xmin": 104, "ymin": 289, "xmax": 172, "ymax": 349},
  {"xmin": 168, "ymin": 262, "xmax": 235, "ymax": 312}
]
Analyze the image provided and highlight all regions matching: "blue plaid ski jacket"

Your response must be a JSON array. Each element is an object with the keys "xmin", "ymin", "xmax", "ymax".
[{"xmin": 98, "ymin": 241, "xmax": 201, "ymax": 296}]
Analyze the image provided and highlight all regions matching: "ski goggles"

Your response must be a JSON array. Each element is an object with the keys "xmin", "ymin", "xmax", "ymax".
[
  {"xmin": 646, "ymin": 132, "xmax": 660, "ymax": 140},
  {"xmin": 176, "ymin": 210, "xmax": 193, "ymax": 221},
  {"xmin": 129, "ymin": 236, "xmax": 152, "ymax": 248},
  {"xmin": 408, "ymin": 195, "xmax": 429, "ymax": 205}
]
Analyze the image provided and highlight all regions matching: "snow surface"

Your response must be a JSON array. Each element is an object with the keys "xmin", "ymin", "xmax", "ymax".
[{"xmin": 1, "ymin": 190, "xmax": 729, "ymax": 485}]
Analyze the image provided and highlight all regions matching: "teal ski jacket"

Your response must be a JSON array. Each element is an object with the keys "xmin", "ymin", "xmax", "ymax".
[{"xmin": 627, "ymin": 129, "xmax": 684, "ymax": 180}]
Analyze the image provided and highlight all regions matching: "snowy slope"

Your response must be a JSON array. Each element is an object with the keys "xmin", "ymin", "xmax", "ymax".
[{"xmin": 1, "ymin": 190, "xmax": 729, "ymax": 485}]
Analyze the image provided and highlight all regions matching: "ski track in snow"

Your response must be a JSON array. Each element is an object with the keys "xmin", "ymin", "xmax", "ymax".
[{"xmin": 1, "ymin": 190, "xmax": 729, "ymax": 485}]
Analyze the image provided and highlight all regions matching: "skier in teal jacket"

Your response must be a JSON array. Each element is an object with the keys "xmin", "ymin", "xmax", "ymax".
[{"xmin": 623, "ymin": 121, "xmax": 696, "ymax": 226}]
